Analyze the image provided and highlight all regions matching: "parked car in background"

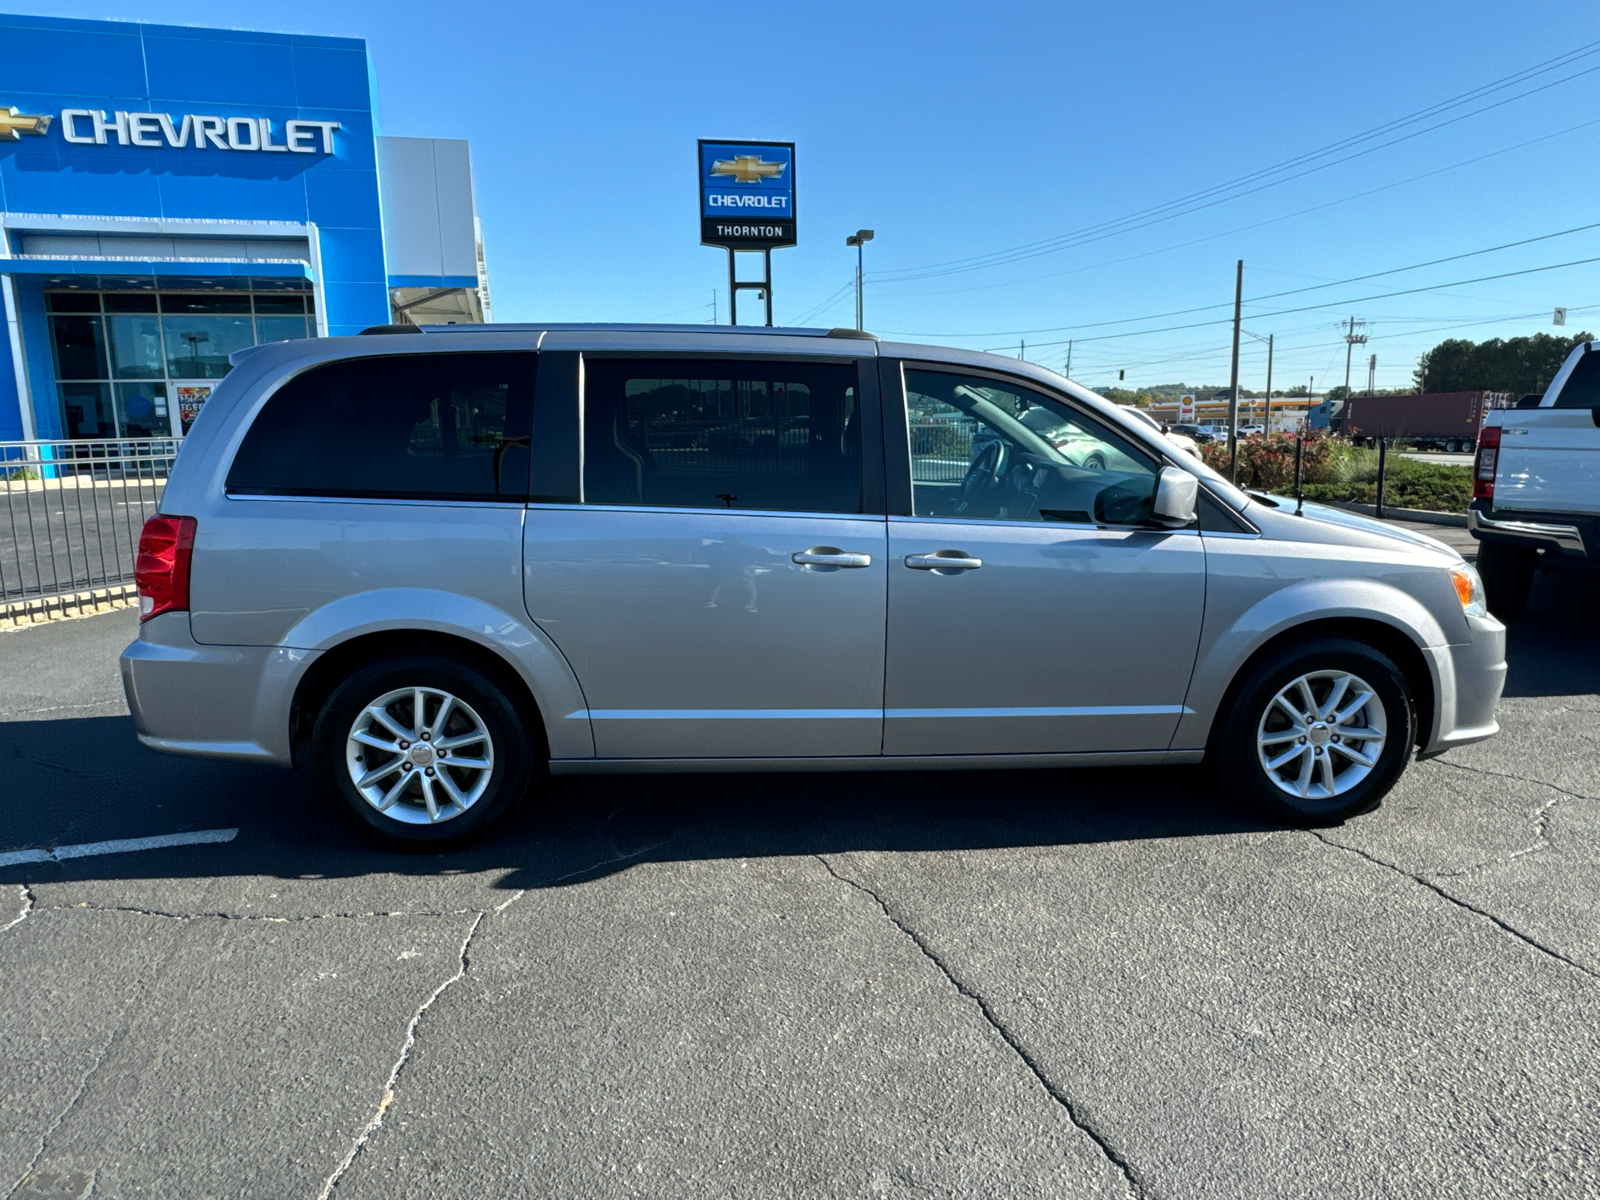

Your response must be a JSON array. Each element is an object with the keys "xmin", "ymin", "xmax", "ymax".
[
  {"xmin": 1470, "ymin": 342, "xmax": 1600, "ymax": 616},
  {"xmin": 1237, "ymin": 423, "xmax": 1266, "ymax": 437},
  {"xmin": 1169, "ymin": 423, "xmax": 1215, "ymax": 444},
  {"xmin": 1118, "ymin": 405, "xmax": 1200, "ymax": 458},
  {"xmin": 124, "ymin": 323, "xmax": 1505, "ymax": 847}
]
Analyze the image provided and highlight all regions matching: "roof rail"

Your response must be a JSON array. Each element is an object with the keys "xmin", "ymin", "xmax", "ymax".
[{"xmin": 397, "ymin": 321, "xmax": 878, "ymax": 339}]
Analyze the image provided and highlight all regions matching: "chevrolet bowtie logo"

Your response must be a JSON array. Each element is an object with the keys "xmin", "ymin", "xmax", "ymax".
[
  {"xmin": 710, "ymin": 154, "xmax": 786, "ymax": 184},
  {"xmin": 0, "ymin": 106, "xmax": 52, "ymax": 140}
]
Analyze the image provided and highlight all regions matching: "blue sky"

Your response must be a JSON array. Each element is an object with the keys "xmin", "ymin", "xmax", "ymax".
[{"xmin": 36, "ymin": 0, "xmax": 1600, "ymax": 391}]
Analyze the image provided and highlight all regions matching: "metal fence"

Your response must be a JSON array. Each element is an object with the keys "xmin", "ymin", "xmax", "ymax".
[
  {"xmin": 1, "ymin": 439, "xmax": 177, "ymax": 620},
  {"xmin": 910, "ymin": 418, "xmax": 980, "ymax": 483}
]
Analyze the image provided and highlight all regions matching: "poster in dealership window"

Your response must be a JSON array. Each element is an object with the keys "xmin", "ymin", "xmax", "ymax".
[{"xmin": 175, "ymin": 383, "xmax": 214, "ymax": 436}]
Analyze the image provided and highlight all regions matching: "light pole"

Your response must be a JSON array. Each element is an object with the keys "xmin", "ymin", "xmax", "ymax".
[{"xmin": 845, "ymin": 229, "xmax": 874, "ymax": 331}]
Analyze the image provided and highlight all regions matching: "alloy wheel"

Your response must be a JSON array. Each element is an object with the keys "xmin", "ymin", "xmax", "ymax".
[
  {"xmin": 1256, "ymin": 670, "xmax": 1388, "ymax": 801},
  {"xmin": 344, "ymin": 686, "xmax": 494, "ymax": 824}
]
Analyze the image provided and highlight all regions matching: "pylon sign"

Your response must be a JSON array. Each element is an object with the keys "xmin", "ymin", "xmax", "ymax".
[
  {"xmin": 1179, "ymin": 394, "xmax": 1196, "ymax": 420},
  {"xmin": 699, "ymin": 139, "xmax": 796, "ymax": 249}
]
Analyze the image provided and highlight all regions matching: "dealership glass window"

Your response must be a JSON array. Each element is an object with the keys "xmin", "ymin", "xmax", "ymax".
[
  {"xmin": 582, "ymin": 358, "xmax": 862, "ymax": 513},
  {"xmin": 162, "ymin": 314, "xmax": 255, "ymax": 378},
  {"xmin": 49, "ymin": 314, "xmax": 107, "ymax": 381},
  {"xmin": 60, "ymin": 382, "xmax": 115, "ymax": 440},
  {"xmin": 43, "ymin": 282, "xmax": 318, "ymax": 437},
  {"xmin": 115, "ymin": 382, "xmax": 170, "ymax": 439},
  {"xmin": 106, "ymin": 312, "xmax": 165, "ymax": 379},
  {"xmin": 226, "ymin": 353, "xmax": 536, "ymax": 501}
]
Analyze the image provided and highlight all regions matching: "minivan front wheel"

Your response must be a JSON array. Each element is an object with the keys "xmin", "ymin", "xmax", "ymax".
[
  {"xmin": 1217, "ymin": 639, "xmax": 1415, "ymax": 825},
  {"xmin": 312, "ymin": 655, "xmax": 534, "ymax": 847}
]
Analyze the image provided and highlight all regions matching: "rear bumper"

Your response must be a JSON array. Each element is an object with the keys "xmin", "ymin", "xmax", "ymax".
[
  {"xmin": 1419, "ymin": 614, "xmax": 1506, "ymax": 756},
  {"xmin": 120, "ymin": 612, "xmax": 311, "ymax": 767},
  {"xmin": 1469, "ymin": 502, "xmax": 1594, "ymax": 557}
]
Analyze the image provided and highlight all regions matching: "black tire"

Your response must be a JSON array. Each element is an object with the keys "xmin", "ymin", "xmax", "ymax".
[
  {"xmin": 1215, "ymin": 638, "xmax": 1416, "ymax": 826},
  {"xmin": 312, "ymin": 654, "xmax": 537, "ymax": 849},
  {"xmin": 1476, "ymin": 539, "xmax": 1537, "ymax": 620}
]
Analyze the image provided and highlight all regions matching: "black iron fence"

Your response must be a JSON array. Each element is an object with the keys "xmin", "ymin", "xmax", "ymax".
[{"xmin": 1, "ymin": 439, "xmax": 177, "ymax": 621}]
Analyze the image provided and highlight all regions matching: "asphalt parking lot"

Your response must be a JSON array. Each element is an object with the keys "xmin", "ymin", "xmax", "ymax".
[{"xmin": 2, "ymin": 559, "xmax": 1598, "ymax": 1199}]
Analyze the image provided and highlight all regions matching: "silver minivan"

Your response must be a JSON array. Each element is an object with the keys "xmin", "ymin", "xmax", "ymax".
[{"xmin": 122, "ymin": 324, "xmax": 1506, "ymax": 846}]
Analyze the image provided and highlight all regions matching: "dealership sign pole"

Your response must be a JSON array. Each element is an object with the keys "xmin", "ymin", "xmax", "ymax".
[{"xmin": 699, "ymin": 139, "xmax": 795, "ymax": 326}]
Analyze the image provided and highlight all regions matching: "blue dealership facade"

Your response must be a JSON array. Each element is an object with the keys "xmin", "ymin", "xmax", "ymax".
[{"xmin": 0, "ymin": 12, "xmax": 490, "ymax": 442}]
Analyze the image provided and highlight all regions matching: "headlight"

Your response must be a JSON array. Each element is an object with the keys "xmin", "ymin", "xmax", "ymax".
[{"xmin": 1450, "ymin": 563, "xmax": 1488, "ymax": 617}]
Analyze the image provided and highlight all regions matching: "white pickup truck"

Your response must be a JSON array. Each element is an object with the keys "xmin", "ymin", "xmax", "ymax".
[{"xmin": 1470, "ymin": 340, "xmax": 1600, "ymax": 616}]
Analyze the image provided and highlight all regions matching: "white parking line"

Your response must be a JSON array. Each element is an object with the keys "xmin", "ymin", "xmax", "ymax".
[{"xmin": 0, "ymin": 828, "xmax": 238, "ymax": 868}]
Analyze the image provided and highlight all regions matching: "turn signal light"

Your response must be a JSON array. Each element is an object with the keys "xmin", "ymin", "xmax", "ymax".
[
  {"xmin": 135, "ymin": 515, "xmax": 197, "ymax": 622},
  {"xmin": 1472, "ymin": 425, "xmax": 1500, "ymax": 501}
]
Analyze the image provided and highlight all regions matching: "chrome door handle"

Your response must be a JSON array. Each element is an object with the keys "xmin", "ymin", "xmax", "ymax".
[
  {"xmin": 792, "ymin": 547, "xmax": 873, "ymax": 569},
  {"xmin": 905, "ymin": 551, "xmax": 983, "ymax": 572}
]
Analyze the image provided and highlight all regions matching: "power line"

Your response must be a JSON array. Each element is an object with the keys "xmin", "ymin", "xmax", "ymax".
[
  {"xmin": 881, "ymin": 221, "xmax": 1600, "ymax": 341},
  {"xmin": 874, "ymin": 114, "xmax": 1600, "ymax": 303},
  {"xmin": 790, "ymin": 279, "xmax": 855, "ymax": 326},
  {"xmin": 870, "ymin": 42, "xmax": 1600, "ymax": 284},
  {"xmin": 973, "ymin": 253, "xmax": 1600, "ymax": 351}
]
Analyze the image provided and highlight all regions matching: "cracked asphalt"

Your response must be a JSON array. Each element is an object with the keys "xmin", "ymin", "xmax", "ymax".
[{"xmin": 2, "ymin": 558, "xmax": 1597, "ymax": 1199}]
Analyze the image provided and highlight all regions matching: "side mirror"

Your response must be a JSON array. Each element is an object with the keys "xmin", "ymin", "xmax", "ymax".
[{"xmin": 1152, "ymin": 466, "xmax": 1198, "ymax": 528}]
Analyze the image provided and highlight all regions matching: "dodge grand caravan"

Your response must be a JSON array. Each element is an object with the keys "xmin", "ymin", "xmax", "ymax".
[{"xmin": 122, "ymin": 324, "xmax": 1506, "ymax": 846}]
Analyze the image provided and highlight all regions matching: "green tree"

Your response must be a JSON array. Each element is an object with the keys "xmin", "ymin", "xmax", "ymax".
[{"xmin": 1413, "ymin": 332, "xmax": 1593, "ymax": 394}]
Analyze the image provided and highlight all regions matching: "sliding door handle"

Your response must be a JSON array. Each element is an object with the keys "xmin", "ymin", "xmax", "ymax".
[
  {"xmin": 793, "ymin": 548, "xmax": 873, "ymax": 570},
  {"xmin": 905, "ymin": 551, "xmax": 983, "ymax": 573}
]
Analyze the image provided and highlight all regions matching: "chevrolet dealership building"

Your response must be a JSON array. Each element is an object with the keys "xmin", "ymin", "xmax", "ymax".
[{"xmin": 0, "ymin": 12, "xmax": 491, "ymax": 443}]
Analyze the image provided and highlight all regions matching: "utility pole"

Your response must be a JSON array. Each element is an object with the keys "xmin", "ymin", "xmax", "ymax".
[
  {"xmin": 711, "ymin": 289, "xmax": 717, "ymax": 325},
  {"xmin": 1065, "ymin": 340, "xmax": 1073, "ymax": 378},
  {"xmin": 1367, "ymin": 352, "xmax": 1377, "ymax": 396},
  {"xmin": 1264, "ymin": 333, "xmax": 1274, "ymax": 434},
  {"xmin": 1019, "ymin": 339, "xmax": 1025, "ymax": 361},
  {"xmin": 1342, "ymin": 316, "xmax": 1368, "ymax": 396},
  {"xmin": 1228, "ymin": 260, "xmax": 1243, "ymax": 483}
]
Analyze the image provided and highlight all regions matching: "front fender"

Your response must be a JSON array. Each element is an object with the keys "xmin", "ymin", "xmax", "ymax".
[
  {"xmin": 1173, "ymin": 577, "xmax": 1448, "ymax": 752},
  {"xmin": 279, "ymin": 587, "xmax": 593, "ymax": 759}
]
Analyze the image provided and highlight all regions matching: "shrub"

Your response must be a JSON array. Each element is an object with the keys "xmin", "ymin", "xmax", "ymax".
[
  {"xmin": 1200, "ymin": 434, "xmax": 1470, "ymax": 512},
  {"xmin": 1198, "ymin": 431, "xmax": 1337, "ymax": 492}
]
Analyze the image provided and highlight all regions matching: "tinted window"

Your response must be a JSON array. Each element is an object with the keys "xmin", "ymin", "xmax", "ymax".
[
  {"xmin": 228, "ymin": 353, "xmax": 535, "ymax": 500},
  {"xmin": 905, "ymin": 369, "xmax": 1160, "ymax": 526},
  {"xmin": 583, "ymin": 358, "xmax": 862, "ymax": 514},
  {"xmin": 1553, "ymin": 349, "xmax": 1600, "ymax": 408}
]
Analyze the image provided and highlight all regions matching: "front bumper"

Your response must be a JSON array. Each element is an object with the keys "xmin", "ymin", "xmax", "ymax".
[
  {"xmin": 1419, "ymin": 614, "xmax": 1506, "ymax": 756},
  {"xmin": 120, "ymin": 612, "xmax": 312, "ymax": 766}
]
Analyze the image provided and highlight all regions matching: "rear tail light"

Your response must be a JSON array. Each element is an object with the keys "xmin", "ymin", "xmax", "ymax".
[
  {"xmin": 1472, "ymin": 426, "xmax": 1501, "ymax": 501},
  {"xmin": 135, "ymin": 515, "xmax": 197, "ymax": 622}
]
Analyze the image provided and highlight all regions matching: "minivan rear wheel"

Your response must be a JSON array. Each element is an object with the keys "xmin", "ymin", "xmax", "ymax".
[
  {"xmin": 312, "ymin": 655, "xmax": 535, "ymax": 848},
  {"xmin": 1216, "ymin": 638, "xmax": 1415, "ymax": 825}
]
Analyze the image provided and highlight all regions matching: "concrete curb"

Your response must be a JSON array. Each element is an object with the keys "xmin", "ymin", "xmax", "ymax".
[
  {"xmin": 1, "ymin": 584, "xmax": 138, "ymax": 629},
  {"xmin": 1323, "ymin": 501, "xmax": 1467, "ymax": 528}
]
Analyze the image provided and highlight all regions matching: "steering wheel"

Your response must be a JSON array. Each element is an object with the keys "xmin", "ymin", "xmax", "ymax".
[{"xmin": 956, "ymin": 438, "xmax": 1009, "ymax": 513}]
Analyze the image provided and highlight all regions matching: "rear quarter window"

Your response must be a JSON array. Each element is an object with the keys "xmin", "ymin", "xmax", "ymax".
[
  {"xmin": 1552, "ymin": 349, "xmax": 1600, "ymax": 408},
  {"xmin": 226, "ymin": 352, "xmax": 536, "ymax": 500}
]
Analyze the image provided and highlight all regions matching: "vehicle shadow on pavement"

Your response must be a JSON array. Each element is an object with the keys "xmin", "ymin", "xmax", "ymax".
[
  {"xmin": 0, "ymin": 708, "xmax": 1269, "ymax": 892},
  {"xmin": 1501, "ymin": 567, "xmax": 1600, "ymax": 699}
]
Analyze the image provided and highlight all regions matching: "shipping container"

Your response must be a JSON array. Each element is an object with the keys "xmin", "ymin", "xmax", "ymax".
[{"xmin": 1340, "ymin": 391, "xmax": 1513, "ymax": 452}]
